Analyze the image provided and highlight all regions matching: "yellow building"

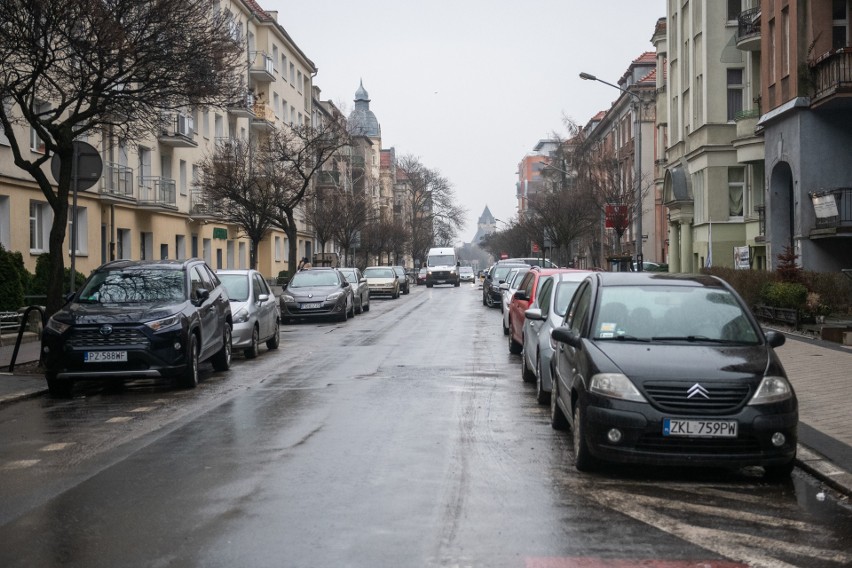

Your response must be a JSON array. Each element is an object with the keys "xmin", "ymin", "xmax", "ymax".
[{"xmin": 0, "ymin": 1, "xmax": 317, "ymax": 283}]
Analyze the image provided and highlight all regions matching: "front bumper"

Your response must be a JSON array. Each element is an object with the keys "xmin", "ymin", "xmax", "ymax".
[
  {"xmin": 42, "ymin": 326, "xmax": 189, "ymax": 380},
  {"xmin": 581, "ymin": 396, "xmax": 799, "ymax": 468},
  {"xmin": 282, "ymin": 299, "xmax": 346, "ymax": 319}
]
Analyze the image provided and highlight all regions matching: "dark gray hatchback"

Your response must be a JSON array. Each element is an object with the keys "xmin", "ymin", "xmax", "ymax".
[
  {"xmin": 549, "ymin": 272, "xmax": 798, "ymax": 478},
  {"xmin": 41, "ymin": 259, "xmax": 233, "ymax": 397}
]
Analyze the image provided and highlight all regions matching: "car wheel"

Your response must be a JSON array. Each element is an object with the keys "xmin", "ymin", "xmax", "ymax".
[
  {"xmin": 363, "ymin": 297, "xmax": 370, "ymax": 312},
  {"xmin": 211, "ymin": 323, "xmax": 232, "ymax": 372},
  {"xmin": 179, "ymin": 334, "xmax": 199, "ymax": 388},
  {"xmin": 764, "ymin": 460, "xmax": 795, "ymax": 480},
  {"xmin": 266, "ymin": 319, "xmax": 280, "ymax": 350},
  {"xmin": 550, "ymin": 375, "xmax": 568, "ymax": 430},
  {"xmin": 521, "ymin": 350, "xmax": 536, "ymax": 383},
  {"xmin": 355, "ymin": 296, "xmax": 363, "ymax": 314},
  {"xmin": 482, "ymin": 294, "xmax": 487, "ymax": 306},
  {"xmin": 46, "ymin": 374, "xmax": 73, "ymax": 398},
  {"xmin": 572, "ymin": 404, "xmax": 598, "ymax": 472},
  {"xmin": 502, "ymin": 318, "xmax": 509, "ymax": 335},
  {"xmin": 338, "ymin": 306, "xmax": 348, "ymax": 322},
  {"xmin": 348, "ymin": 297, "xmax": 355, "ymax": 317},
  {"xmin": 244, "ymin": 325, "xmax": 260, "ymax": 359},
  {"xmin": 536, "ymin": 358, "xmax": 549, "ymax": 405},
  {"xmin": 393, "ymin": 288, "xmax": 400, "ymax": 299}
]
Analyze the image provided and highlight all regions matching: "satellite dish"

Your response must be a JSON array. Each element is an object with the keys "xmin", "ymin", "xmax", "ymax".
[{"xmin": 50, "ymin": 140, "xmax": 103, "ymax": 191}]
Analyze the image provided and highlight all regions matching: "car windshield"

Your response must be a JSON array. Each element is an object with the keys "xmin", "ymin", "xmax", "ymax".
[
  {"xmin": 593, "ymin": 285, "xmax": 760, "ymax": 344},
  {"xmin": 78, "ymin": 268, "xmax": 186, "ymax": 303},
  {"xmin": 338, "ymin": 269, "xmax": 357, "ymax": 282},
  {"xmin": 218, "ymin": 274, "xmax": 250, "ymax": 301},
  {"xmin": 364, "ymin": 267, "xmax": 395, "ymax": 278},
  {"xmin": 554, "ymin": 281, "xmax": 582, "ymax": 317},
  {"xmin": 427, "ymin": 255, "xmax": 455, "ymax": 267},
  {"xmin": 460, "ymin": 267, "xmax": 473, "ymax": 274},
  {"xmin": 289, "ymin": 271, "xmax": 341, "ymax": 287}
]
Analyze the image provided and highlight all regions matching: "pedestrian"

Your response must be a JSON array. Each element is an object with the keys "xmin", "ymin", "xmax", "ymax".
[{"xmin": 297, "ymin": 257, "xmax": 311, "ymax": 271}]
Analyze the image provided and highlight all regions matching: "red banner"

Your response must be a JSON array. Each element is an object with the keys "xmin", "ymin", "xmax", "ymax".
[{"xmin": 605, "ymin": 205, "xmax": 629, "ymax": 230}]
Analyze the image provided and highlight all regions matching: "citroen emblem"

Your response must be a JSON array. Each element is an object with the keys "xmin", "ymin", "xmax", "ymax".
[
  {"xmin": 99, "ymin": 324, "xmax": 113, "ymax": 336},
  {"xmin": 687, "ymin": 383, "xmax": 710, "ymax": 399}
]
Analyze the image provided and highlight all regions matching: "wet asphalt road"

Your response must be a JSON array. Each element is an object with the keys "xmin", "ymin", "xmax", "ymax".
[{"xmin": 0, "ymin": 283, "xmax": 851, "ymax": 567}]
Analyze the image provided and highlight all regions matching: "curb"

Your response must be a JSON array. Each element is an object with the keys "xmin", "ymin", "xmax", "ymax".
[{"xmin": 795, "ymin": 445, "xmax": 852, "ymax": 499}]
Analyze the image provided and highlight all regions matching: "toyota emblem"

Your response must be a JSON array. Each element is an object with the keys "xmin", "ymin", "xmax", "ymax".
[{"xmin": 99, "ymin": 324, "xmax": 113, "ymax": 336}]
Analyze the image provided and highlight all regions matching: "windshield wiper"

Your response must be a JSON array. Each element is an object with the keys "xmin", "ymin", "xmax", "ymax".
[
  {"xmin": 652, "ymin": 336, "xmax": 738, "ymax": 343},
  {"xmin": 597, "ymin": 334, "xmax": 651, "ymax": 342}
]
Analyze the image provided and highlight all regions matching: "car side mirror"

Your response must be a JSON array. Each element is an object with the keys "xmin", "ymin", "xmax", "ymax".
[
  {"xmin": 764, "ymin": 330, "xmax": 786, "ymax": 348},
  {"xmin": 195, "ymin": 288, "xmax": 210, "ymax": 303},
  {"xmin": 499, "ymin": 283, "xmax": 509, "ymax": 290},
  {"xmin": 525, "ymin": 308, "xmax": 544, "ymax": 321},
  {"xmin": 257, "ymin": 293, "xmax": 269, "ymax": 303},
  {"xmin": 551, "ymin": 326, "xmax": 581, "ymax": 348},
  {"xmin": 513, "ymin": 290, "xmax": 529, "ymax": 301}
]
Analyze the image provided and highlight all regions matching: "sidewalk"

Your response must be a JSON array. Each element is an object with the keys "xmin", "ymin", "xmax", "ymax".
[{"xmin": 2, "ymin": 329, "xmax": 851, "ymax": 495}]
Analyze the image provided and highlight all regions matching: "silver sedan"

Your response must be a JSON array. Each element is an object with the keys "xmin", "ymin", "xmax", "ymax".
[{"xmin": 218, "ymin": 269, "xmax": 281, "ymax": 358}]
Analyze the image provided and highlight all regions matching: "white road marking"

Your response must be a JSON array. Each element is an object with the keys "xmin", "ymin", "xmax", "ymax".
[
  {"xmin": 2, "ymin": 459, "xmax": 40, "ymax": 470},
  {"xmin": 106, "ymin": 416, "xmax": 133, "ymax": 423},
  {"xmin": 40, "ymin": 443, "xmax": 75, "ymax": 452}
]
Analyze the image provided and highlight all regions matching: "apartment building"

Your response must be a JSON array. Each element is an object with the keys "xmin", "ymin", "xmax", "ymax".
[
  {"xmin": 0, "ymin": 0, "xmax": 317, "ymax": 282},
  {"xmin": 758, "ymin": 0, "xmax": 852, "ymax": 271},
  {"xmin": 662, "ymin": 0, "xmax": 765, "ymax": 272}
]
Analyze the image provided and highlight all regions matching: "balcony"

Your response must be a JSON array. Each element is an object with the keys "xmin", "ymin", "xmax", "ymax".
[
  {"xmin": 810, "ymin": 49, "xmax": 852, "ymax": 109},
  {"xmin": 189, "ymin": 187, "xmax": 218, "ymax": 219},
  {"xmin": 158, "ymin": 113, "xmax": 197, "ymax": 148},
  {"xmin": 250, "ymin": 103, "xmax": 276, "ymax": 131},
  {"xmin": 315, "ymin": 170, "xmax": 340, "ymax": 187},
  {"xmin": 138, "ymin": 176, "xmax": 177, "ymax": 209},
  {"xmin": 736, "ymin": 8, "xmax": 761, "ymax": 52},
  {"xmin": 732, "ymin": 109, "xmax": 764, "ymax": 163},
  {"xmin": 249, "ymin": 52, "xmax": 275, "ymax": 83},
  {"xmin": 227, "ymin": 91, "xmax": 255, "ymax": 118},
  {"xmin": 100, "ymin": 162, "xmax": 135, "ymax": 203},
  {"xmin": 811, "ymin": 188, "xmax": 852, "ymax": 238}
]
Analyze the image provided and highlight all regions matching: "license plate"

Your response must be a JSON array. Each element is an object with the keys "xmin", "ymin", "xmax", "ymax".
[
  {"xmin": 85, "ymin": 351, "xmax": 127, "ymax": 363},
  {"xmin": 663, "ymin": 418, "xmax": 738, "ymax": 438},
  {"xmin": 301, "ymin": 303, "xmax": 321, "ymax": 309}
]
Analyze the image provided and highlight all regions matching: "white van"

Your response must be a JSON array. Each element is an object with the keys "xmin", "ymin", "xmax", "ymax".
[{"xmin": 425, "ymin": 247, "xmax": 460, "ymax": 287}]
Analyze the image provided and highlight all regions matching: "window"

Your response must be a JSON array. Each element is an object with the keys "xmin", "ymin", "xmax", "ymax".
[
  {"xmin": 176, "ymin": 235, "xmax": 186, "ymax": 260},
  {"xmin": 203, "ymin": 238, "xmax": 212, "ymax": 265},
  {"xmin": 30, "ymin": 101, "xmax": 50, "ymax": 152},
  {"xmin": 179, "ymin": 160, "xmax": 187, "ymax": 196},
  {"xmin": 727, "ymin": 68, "xmax": 744, "ymax": 121},
  {"xmin": 273, "ymin": 92, "xmax": 280, "ymax": 117},
  {"xmin": 728, "ymin": 167, "xmax": 745, "ymax": 219},
  {"xmin": 769, "ymin": 19, "xmax": 776, "ymax": 83},
  {"xmin": 297, "ymin": 70, "xmax": 303, "ymax": 92},
  {"xmin": 0, "ymin": 195, "xmax": 10, "ymax": 248},
  {"xmin": 160, "ymin": 244, "xmax": 169, "ymax": 260},
  {"xmin": 140, "ymin": 231, "xmax": 153, "ymax": 260},
  {"xmin": 214, "ymin": 113, "xmax": 224, "ymax": 138},
  {"xmin": 0, "ymin": 99, "xmax": 11, "ymax": 146},
  {"xmin": 290, "ymin": 62, "xmax": 295, "ymax": 84},
  {"xmin": 68, "ymin": 206, "xmax": 88, "ymax": 255},
  {"xmin": 202, "ymin": 109, "xmax": 210, "ymax": 138},
  {"xmin": 727, "ymin": 0, "xmax": 740, "ymax": 22},
  {"xmin": 782, "ymin": 9, "xmax": 790, "ymax": 76},
  {"xmin": 833, "ymin": 0, "xmax": 849, "ymax": 50},
  {"xmin": 117, "ymin": 228, "xmax": 131, "ymax": 259},
  {"xmin": 238, "ymin": 241, "xmax": 246, "ymax": 269},
  {"xmin": 274, "ymin": 235, "xmax": 282, "ymax": 261},
  {"xmin": 272, "ymin": 45, "xmax": 279, "ymax": 71},
  {"xmin": 29, "ymin": 201, "xmax": 50, "ymax": 252}
]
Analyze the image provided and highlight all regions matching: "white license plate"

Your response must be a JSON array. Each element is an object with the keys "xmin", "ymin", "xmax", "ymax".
[
  {"xmin": 663, "ymin": 418, "xmax": 738, "ymax": 438},
  {"xmin": 85, "ymin": 351, "xmax": 128, "ymax": 363},
  {"xmin": 301, "ymin": 303, "xmax": 322, "ymax": 309}
]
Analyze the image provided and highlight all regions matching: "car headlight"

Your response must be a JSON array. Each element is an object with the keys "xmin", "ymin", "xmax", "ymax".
[
  {"xmin": 748, "ymin": 376, "xmax": 793, "ymax": 405},
  {"xmin": 232, "ymin": 307, "xmax": 249, "ymax": 324},
  {"xmin": 145, "ymin": 314, "xmax": 181, "ymax": 331},
  {"xmin": 589, "ymin": 373, "xmax": 647, "ymax": 402},
  {"xmin": 326, "ymin": 291, "xmax": 343, "ymax": 301},
  {"xmin": 283, "ymin": 294, "xmax": 295, "ymax": 303},
  {"xmin": 45, "ymin": 318, "xmax": 70, "ymax": 334}
]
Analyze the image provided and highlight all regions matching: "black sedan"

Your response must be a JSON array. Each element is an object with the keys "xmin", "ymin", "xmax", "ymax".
[
  {"xmin": 280, "ymin": 267, "xmax": 354, "ymax": 323},
  {"xmin": 549, "ymin": 272, "xmax": 798, "ymax": 478}
]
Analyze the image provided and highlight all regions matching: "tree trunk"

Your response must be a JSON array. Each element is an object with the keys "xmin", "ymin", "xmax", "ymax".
[{"xmin": 285, "ymin": 209, "xmax": 299, "ymax": 276}]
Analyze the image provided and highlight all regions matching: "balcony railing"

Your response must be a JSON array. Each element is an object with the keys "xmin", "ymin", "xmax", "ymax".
[
  {"xmin": 316, "ymin": 170, "xmax": 340, "ymax": 186},
  {"xmin": 736, "ymin": 8, "xmax": 761, "ymax": 50},
  {"xmin": 249, "ymin": 51, "xmax": 275, "ymax": 82},
  {"xmin": 101, "ymin": 162, "xmax": 134, "ymax": 199},
  {"xmin": 227, "ymin": 91, "xmax": 256, "ymax": 117},
  {"xmin": 138, "ymin": 176, "xmax": 176, "ymax": 208},
  {"xmin": 811, "ymin": 49, "xmax": 852, "ymax": 104},
  {"xmin": 813, "ymin": 188, "xmax": 852, "ymax": 231}
]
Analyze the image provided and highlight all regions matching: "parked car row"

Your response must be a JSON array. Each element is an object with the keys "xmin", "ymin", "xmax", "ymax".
[{"xmin": 481, "ymin": 266, "xmax": 799, "ymax": 479}]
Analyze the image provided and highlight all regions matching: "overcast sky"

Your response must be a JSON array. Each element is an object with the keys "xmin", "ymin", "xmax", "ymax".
[{"xmin": 267, "ymin": 0, "xmax": 666, "ymax": 243}]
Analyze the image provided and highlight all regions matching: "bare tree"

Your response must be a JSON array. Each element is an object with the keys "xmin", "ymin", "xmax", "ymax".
[
  {"xmin": 197, "ymin": 138, "xmax": 277, "ymax": 269},
  {"xmin": 479, "ymin": 220, "xmax": 530, "ymax": 260},
  {"xmin": 333, "ymin": 188, "xmax": 372, "ymax": 268},
  {"xmin": 394, "ymin": 155, "xmax": 466, "ymax": 265},
  {"xmin": 265, "ymin": 119, "xmax": 350, "ymax": 276},
  {"xmin": 0, "ymin": 0, "xmax": 242, "ymax": 315}
]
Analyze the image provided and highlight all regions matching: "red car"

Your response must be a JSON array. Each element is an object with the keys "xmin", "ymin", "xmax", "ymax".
[
  {"xmin": 416, "ymin": 268, "xmax": 427, "ymax": 285},
  {"xmin": 507, "ymin": 268, "xmax": 581, "ymax": 354}
]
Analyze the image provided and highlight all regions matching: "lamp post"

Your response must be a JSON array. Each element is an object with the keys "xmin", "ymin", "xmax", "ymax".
[{"xmin": 580, "ymin": 71, "xmax": 643, "ymax": 271}]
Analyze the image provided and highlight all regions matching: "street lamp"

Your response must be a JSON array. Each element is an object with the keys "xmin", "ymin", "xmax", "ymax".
[{"xmin": 580, "ymin": 71, "xmax": 644, "ymax": 271}]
